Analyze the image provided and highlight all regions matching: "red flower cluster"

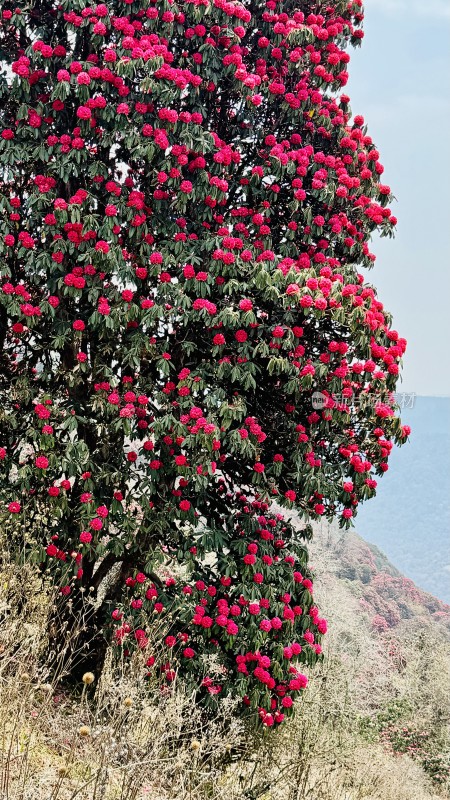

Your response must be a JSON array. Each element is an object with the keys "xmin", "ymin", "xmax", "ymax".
[{"xmin": 110, "ymin": 497, "xmax": 325, "ymax": 723}]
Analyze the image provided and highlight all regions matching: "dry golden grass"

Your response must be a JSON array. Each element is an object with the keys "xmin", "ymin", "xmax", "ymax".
[{"xmin": 0, "ymin": 532, "xmax": 448, "ymax": 800}]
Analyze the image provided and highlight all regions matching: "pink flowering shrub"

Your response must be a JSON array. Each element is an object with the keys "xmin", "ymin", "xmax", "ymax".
[
  {"xmin": 0, "ymin": 0, "xmax": 408, "ymax": 726},
  {"xmin": 110, "ymin": 500, "xmax": 324, "ymax": 725}
]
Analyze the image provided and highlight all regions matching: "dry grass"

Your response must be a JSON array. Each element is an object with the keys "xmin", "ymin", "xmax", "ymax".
[{"xmin": 0, "ymin": 537, "xmax": 448, "ymax": 800}]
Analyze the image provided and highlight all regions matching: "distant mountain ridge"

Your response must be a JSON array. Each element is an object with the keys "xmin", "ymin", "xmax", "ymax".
[
  {"xmin": 354, "ymin": 395, "xmax": 450, "ymax": 603},
  {"xmin": 310, "ymin": 520, "xmax": 450, "ymax": 635}
]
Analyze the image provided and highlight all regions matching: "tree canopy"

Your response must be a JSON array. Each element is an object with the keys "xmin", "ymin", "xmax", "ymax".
[{"xmin": 0, "ymin": 0, "xmax": 408, "ymax": 726}]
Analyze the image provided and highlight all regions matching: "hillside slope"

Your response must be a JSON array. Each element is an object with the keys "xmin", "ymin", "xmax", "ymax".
[
  {"xmin": 0, "ymin": 521, "xmax": 449, "ymax": 800},
  {"xmin": 310, "ymin": 518, "xmax": 450, "ymax": 635},
  {"xmin": 303, "ymin": 519, "xmax": 450, "ymax": 793}
]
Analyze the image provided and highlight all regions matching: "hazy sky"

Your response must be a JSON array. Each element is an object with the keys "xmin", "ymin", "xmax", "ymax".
[{"xmin": 345, "ymin": 0, "xmax": 450, "ymax": 396}]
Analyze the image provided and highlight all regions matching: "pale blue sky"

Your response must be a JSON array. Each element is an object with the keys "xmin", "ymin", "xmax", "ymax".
[{"xmin": 346, "ymin": 0, "xmax": 450, "ymax": 396}]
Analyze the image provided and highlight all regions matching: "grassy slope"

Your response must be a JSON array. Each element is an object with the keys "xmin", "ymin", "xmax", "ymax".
[
  {"xmin": 305, "ymin": 519, "xmax": 450, "ymax": 793},
  {"xmin": 0, "ymin": 520, "xmax": 449, "ymax": 800}
]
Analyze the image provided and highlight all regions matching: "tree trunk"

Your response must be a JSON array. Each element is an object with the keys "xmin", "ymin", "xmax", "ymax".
[
  {"xmin": 45, "ymin": 589, "xmax": 110, "ymax": 685},
  {"xmin": 44, "ymin": 557, "xmax": 132, "ymax": 685}
]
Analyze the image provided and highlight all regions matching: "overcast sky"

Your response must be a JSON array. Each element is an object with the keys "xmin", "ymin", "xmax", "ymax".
[{"xmin": 345, "ymin": 0, "xmax": 450, "ymax": 396}]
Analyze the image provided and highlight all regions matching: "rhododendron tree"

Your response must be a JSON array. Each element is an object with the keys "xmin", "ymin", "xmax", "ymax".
[{"xmin": 0, "ymin": 0, "xmax": 409, "ymax": 726}]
